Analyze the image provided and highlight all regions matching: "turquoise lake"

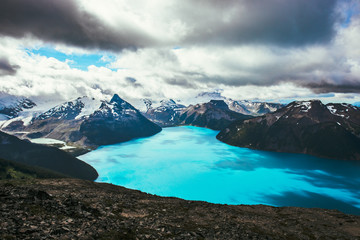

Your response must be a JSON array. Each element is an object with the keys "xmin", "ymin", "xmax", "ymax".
[{"xmin": 79, "ymin": 126, "xmax": 360, "ymax": 215}]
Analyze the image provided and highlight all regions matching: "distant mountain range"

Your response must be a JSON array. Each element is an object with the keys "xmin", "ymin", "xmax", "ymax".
[
  {"xmin": 143, "ymin": 99, "xmax": 253, "ymax": 130},
  {"xmin": 142, "ymin": 98, "xmax": 282, "ymax": 128},
  {"xmin": 1, "ymin": 94, "xmax": 161, "ymax": 148},
  {"xmin": 194, "ymin": 91, "xmax": 284, "ymax": 116},
  {"xmin": 217, "ymin": 100, "xmax": 360, "ymax": 160},
  {"xmin": 2, "ymin": 92, "xmax": 360, "ymax": 161},
  {"xmin": 143, "ymin": 99, "xmax": 186, "ymax": 127},
  {"xmin": 225, "ymin": 100, "xmax": 284, "ymax": 116},
  {"xmin": 177, "ymin": 100, "xmax": 252, "ymax": 130}
]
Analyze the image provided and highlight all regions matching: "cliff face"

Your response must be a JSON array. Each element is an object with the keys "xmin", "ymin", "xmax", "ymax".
[
  {"xmin": 1, "ymin": 178, "xmax": 359, "ymax": 240},
  {"xmin": 217, "ymin": 100, "xmax": 360, "ymax": 160}
]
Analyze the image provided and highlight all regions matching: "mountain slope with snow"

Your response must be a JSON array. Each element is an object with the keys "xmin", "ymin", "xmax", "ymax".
[
  {"xmin": 0, "ymin": 93, "xmax": 36, "ymax": 119},
  {"xmin": 79, "ymin": 94, "xmax": 161, "ymax": 146},
  {"xmin": 226, "ymin": 100, "xmax": 284, "ymax": 116},
  {"xmin": 2, "ymin": 94, "xmax": 161, "ymax": 148},
  {"xmin": 178, "ymin": 100, "xmax": 252, "ymax": 130},
  {"xmin": 217, "ymin": 100, "xmax": 360, "ymax": 160},
  {"xmin": 143, "ymin": 99, "xmax": 186, "ymax": 127}
]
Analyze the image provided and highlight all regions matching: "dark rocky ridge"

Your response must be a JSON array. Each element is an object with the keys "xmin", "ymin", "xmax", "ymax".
[
  {"xmin": 178, "ymin": 100, "xmax": 252, "ymax": 130},
  {"xmin": 1, "ymin": 178, "xmax": 359, "ymax": 240},
  {"xmin": 217, "ymin": 100, "xmax": 360, "ymax": 160},
  {"xmin": 0, "ymin": 131, "xmax": 98, "ymax": 180}
]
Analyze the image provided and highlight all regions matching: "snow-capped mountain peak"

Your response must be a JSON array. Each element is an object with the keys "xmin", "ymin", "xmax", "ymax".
[
  {"xmin": 0, "ymin": 93, "xmax": 36, "ymax": 118},
  {"xmin": 160, "ymin": 99, "xmax": 176, "ymax": 107},
  {"xmin": 225, "ymin": 99, "xmax": 284, "ymax": 116},
  {"xmin": 91, "ymin": 94, "xmax": 138, "ymax": 119}
]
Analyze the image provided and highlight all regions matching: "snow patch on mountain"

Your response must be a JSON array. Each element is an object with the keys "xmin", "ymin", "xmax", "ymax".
[
  {"xmin": 294, "ymin": 101, "xmax": 312, "ymax": 112},
  {"xmin": 75, "ymin": 97, "xmax": 102, "ymax": 119},
  {"xmin": 327, "ymin": 105, "xmax": 337, "ymax": 115},
  {"xmin": 35, "ymin": 96, "xmax": 104, "ymax": 121}
]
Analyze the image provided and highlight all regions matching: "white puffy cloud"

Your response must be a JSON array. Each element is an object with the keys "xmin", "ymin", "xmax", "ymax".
[{"xmin": 0, "ymin": 0, "xmax": 360, "ymax": 107}]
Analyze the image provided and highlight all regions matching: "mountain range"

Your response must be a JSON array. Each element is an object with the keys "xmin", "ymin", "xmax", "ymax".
[
  {"xmin": 217, "ymin": 100, "xmax": 360, "ymax": 160},
  {"xmin": 193, "ymin": 91, "xmax": 284, "ymax": 116},
  {"xmin": 143, "ymin": 99, "xmax": 186, "ymax": 127},
  {"xmin": 141, "ymin": 98, "xmax": 281, "ymax": 129},
  {"xmin": 225, "ymin": 100, "xmax": 284, "ymax": 116},
  {"xmin": 177, "ymin": 100, "xmax": 252, "ymax": 130},
  {"xmin": 2, "ymin": 92, "xmax": 360, "ymax": 161},
  {"xmin": 1, "ymin": 94, "xmax": 161, "ymax": 149}
]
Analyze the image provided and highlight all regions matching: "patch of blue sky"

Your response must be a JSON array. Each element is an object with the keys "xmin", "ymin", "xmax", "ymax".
[
  {"xmin": 341, "ymin": 2, "xmax": 359, "ymax": 28},
  {"xmin": 273, "ymin": 93, "xmax": 336, "ymax": 105},
  {"xmin": 25, "ymin": 46, "xmax": 116, "ymax": 71}
]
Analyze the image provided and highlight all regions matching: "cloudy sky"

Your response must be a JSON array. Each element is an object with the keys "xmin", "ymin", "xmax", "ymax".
[{"xmin": 0, "ymin": 0, "xmax": 360, "ymax": 106}]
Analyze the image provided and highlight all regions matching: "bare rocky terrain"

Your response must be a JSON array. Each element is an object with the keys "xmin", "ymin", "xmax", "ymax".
[{"xmin": 1, "ymin": 178, "xmax": 360, "ymax": 240}]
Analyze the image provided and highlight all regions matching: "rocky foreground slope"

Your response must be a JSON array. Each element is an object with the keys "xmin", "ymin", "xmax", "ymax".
[
  {"xmin": 1, "ymin": 178, "xmax": 359, "ymax": 240},
  {"xmin": 217, "ymin": 100, "xmax": 360, "ymax": 160}
]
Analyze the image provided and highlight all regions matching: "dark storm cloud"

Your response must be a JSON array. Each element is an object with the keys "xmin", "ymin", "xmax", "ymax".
[
  {"xmin": 0, "ymin": 0, "xmax": 155, "ymax": 50},
  {"xmin": 0, "ymin": 0, "xmax": 341, "ymax": 50},
  {"xmin": 0, "ymin": 58, "xmax": 19, "ymax": 76},
  {"xmin": 303, "ymin": 82, "xmax": 360, "ymax": 94},
  {"xmin": 181, "ymin": 0, "xmax": 339, "ymax": 46}
]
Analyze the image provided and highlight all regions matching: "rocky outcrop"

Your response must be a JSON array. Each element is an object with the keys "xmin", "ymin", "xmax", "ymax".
[
  {"xmin": 178, "ymin": 100, "xmax": 252, "ymax": 130},
  {"xmin": 0, "ymin": 131, "xmax": 98, "ymax": 180},
  {"xmin": 217, "ymin": 100, "xmax": 360, "ymax": 160},
  {"xmin": 1, "ymin": 178, "xmax": 359, "ymax": 239}
]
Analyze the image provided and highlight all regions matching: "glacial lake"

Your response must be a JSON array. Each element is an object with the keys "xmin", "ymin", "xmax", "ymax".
[{"xmin": 79, "ymin": 126, "xmax": 360, "ymax": 215}]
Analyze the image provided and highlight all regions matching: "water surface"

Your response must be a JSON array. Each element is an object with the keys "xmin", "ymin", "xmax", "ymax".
[{"xmin": 79, "ymin": 126, "xmax": 360, "ymax": 215}]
